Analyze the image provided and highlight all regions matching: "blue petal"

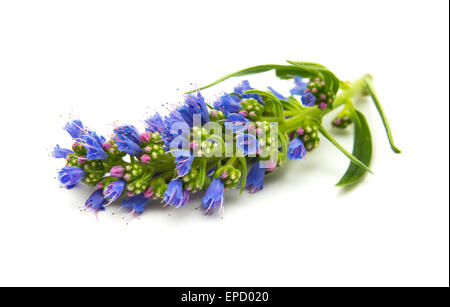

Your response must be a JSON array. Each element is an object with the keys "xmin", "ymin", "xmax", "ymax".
[
  {"xmin": 145, "ymin": 112, "xmax": 165, "ymax": 133},
  {"xmin": 64, "ymin": 120, "xmax": 84, "ymax": 139},
  {"xmin": 58, "ymin": 166, "xmax": 85, "ymax": 188},
  {"xmin": 175, "ymin": 150, "xmax": 194, "ymax": 177},
  {"xmin": 236, "ymin": 134, "xmax": 258, "ymax": 155},
  {"xmin": 53, "ymin": 145, "xmax": 73, "ymax": 159},
  {"xmin": 122, "ymin": 193, "xmax": 149, "ymax": 213},
  {"xmin": 245, "ymin": 161, "xmax": 266, "ymax": 193},
  {"xmin": 213, "ymin": 93, "xmax": 242, "ymax": 114},
  {"xmin": 301, "ymin": 92, "xmax": 317, "ymax": 107},
  {"xmin": 287, "ymin": 138, "xmax": 306, "ymax": 160},
  {"xmin": 268, "ymin": 86, "xmax": 287, "ymax": 100},
  {"xmin": 202, "ymin": 178, "xmax": 224, "ymax": 214},
  {"xmin": 85, "ymin": 189, "xmax": 106, "ymax": 211},
  {"xmin": 290, "ymin": 76, "xmax": 308, "ymax": 96}
]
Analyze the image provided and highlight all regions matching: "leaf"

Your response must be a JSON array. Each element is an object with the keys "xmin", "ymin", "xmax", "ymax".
[
  {"xmin": 336, "ymin": 110, "xmax": 373, "ymax": 186},
  {"xmin": 317, "ymin": 123, "xmax": 373, "ymax": 174},
  {"xmin": 185, "ymin": 64, "xmax": 320, "ymax": 94},
  {"xmin": 364, "ymin": 78, "xmax": 401, "ymax": 153},
  {"xmin": 244, "ymin": 89, "xmax": 283, "ymax": 118},
  {"xmin": 238, "ymin": 157, "xmax": 247, "ymax": 194},
  {"xmin": 286, "ymin": 60, "xmax": 340, "ymax": 94},
  {"xmin": 197, "ymin": 159, "xmax": 207, "ymax": 190}
]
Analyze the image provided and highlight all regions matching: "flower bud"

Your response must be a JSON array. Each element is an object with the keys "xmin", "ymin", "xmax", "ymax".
[{"xmin": 110, "ymin": 166, "xmax": 124, "ymax": 177}]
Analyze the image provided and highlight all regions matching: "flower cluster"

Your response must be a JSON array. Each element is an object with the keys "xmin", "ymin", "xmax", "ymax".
[{"xmin": 54, "ymin": 74, "xmax": 347, "ymax": 217}]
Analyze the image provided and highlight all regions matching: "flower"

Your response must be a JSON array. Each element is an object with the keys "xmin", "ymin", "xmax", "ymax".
[
  {"xmin": 114, "ymin": 125, "xmax": 143, "ymax": 156},
  {"xmin": 104, "ymin": 179, "xmax": 126, "ymax": 204},
  {"xmin": 58, "ymin": 166, "xmax": 85, "ymax": 189},
  {"xmin": 301, "ymin": 92, "xmax": 317, "ymax": 107},
  {"xmin": 163, "ymin": 179, "xmax": 190, "ymax": 208},
  {"xmin": 268, "ymin": 86, "xmax": 287, "ymax": 100},
  {"xmin": 175, "ymin": 150, "xmax": 194, "ymax": 177},
  {"xmin": 234, "ymin": 80, "xmax": 263, "ymax": 103},
  {"xmin": 224, "ymin": 113, "xmax": 249, "ymax": 133},
  {"xmin": 64, "ymin": 120, "xmax": 84, "ymax": 139},
  {"xmin": 213, "ymin": 93, "xmax": 242, "ymax": 114},
  {"xmin": 82, "ymin": 131, "xmax": 107, "ymax": 160},
  {"xmin": 287, "ymin": 138, "xmax": 306, "ymax": 160},
  {"xmin": 145, "ymin": 112, "xmax": 165, "ymax": 134},
  {"xmin": 53, "ymin": 145, "xmax": 73, "ymax": 159},
  {"xmin": 290, "ymin": 76, "xmax": 308, "ymax": 96},
  {"xmin": 85, "ymin": 189, "xmax": 107, "ymax": 211},
  {"xmin": 178, "ymin": 92, "xmax": 210, "ymax": 126},
  {"xmin": 202, "ymin": 178, "xmax": 224, "ymax": 215},
  {"xmin": 236, "ymin": 134, "xmax": 258, "ymax": 155},
  {"xmin": 110, "ymin": 166, "xmax": 124, "ymax": 177},
  {"xmin": 245, "ymin": 161, "xmax": 266, "ymax": 193},
  {"xmin": 122, "ymin": 193, "xmax": 150, "ymax": 214}
]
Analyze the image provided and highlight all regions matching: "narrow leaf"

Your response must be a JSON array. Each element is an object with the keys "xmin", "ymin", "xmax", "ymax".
[
  {"xmin": 364, "ymin": 79, "xmax": 401, "ymax": 153},
  {"xmin": 238, "ymin": 157, "xmax": 247, "ymax": 194},
  {"xmin": 197, "ymin": 159, "xmax": 207, "ymax": 190},
  {"xmin": 317, "ymin": 124, "xmax": 373, "ymax": 174},
  {"xmin": 244, "ymin": 89, "xmax": 283, "ymax": 118},
  {"xmin": 336, "ymin": 110, "xmax": 373, "ymax": 186}
]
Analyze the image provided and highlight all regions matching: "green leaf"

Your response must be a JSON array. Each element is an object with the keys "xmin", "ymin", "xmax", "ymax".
[
  {"xmin": 185, "ymin": 64, "xmax": 320, "ymax": 94},
  {"xmin": 364, "ymin": 78, "xmax": 401, "ymax": 153},
  {"xmin": 244, "ymin": 89, "xmax": 283, "ymax": 118},
  {"xmin": 317, "ymin": 123, "xmax": 373, "ymax": 174},
  {"xmin": 197, "ymin": 159, "xmax": 207, "ymax": 190},
  {"xmin": 336, "ymin": 110, "xmax": 373, "ymax": 186},
  {"xmin": 286, "ymin": 60, "xmax": 340, "ymax": 94},
  {"xmin": 238, "ymin": 157, "xmax": 247, "ymax": 194}
]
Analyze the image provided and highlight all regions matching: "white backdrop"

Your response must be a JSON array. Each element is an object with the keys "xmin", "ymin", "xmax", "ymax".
[{"xmin": 0, "ymin": 0, "xmax": 448, "ymax": 286}]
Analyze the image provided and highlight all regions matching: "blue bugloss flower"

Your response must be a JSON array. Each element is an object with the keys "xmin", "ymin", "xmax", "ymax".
[
  {"xmin": 202, "ymin": 178, "xmax": 225, "ymax": 215},
  {"xmin": 178, "ymin": 92, "xmax": 210, "ymax": 126},
  {"xmin": 234, "ymin": 80, "xmax": 263, "ymax": 103},
  {"xmin": 114, "ymin": 125, "xmax": 143, "ymax": 156},
  {"xmin": 64, "ymin": 120, "xmax": 84, "ymax": 139},
  {"xmin": 224, "ymin": 113, "xmax": 249, "ymax": 133},
  {"xmin": 213, "ymin": 93, "xmax": 242, "ymax": 114},
  {"xmin": 175, "ymin": 150, "xmax": 194, "ymax": 177},
  {"xmin": 145, "ymin": 112, "xmax": 165, "ymax": 134},
  {"xmin": 82, "ymin": 131, "xmax": 107, "ymax": 160},
  {"xmin": 58, "ymin": 166, "xmax": 85, "ymax": 189},
  {"xmin": 85, "ymin": 189, "xmax": 107, "ymax": 211},
  {"xmin": 104, "ymin": 179, "xmax": 126, "ymax": 204},
  {"xmin": 236, "ymin": 133, "xmax": 258, "ymax": 156},
  {"xmin": 287, "ymin": 138, "xmax": 306, "ymax": 160},
  {"xmin": 268, "ymin": 86, "xmax": 287, "ymax": 100},
  {"xmin": 122, "ymin": 193, "xmax": 150, "ymax": 214},
  {"xmin": 245, "ymin": 161, "xmax": 266, "ymax": 193},
  {"xmin": 53, "ymin": 145, "xmax": 73, "ymax": 159},
  {"xmin": 290, "ymin": 76, "xmax": 308, "ymax": 96},
  {"xmin": 301, "ymin": 92, "xmax": 317, "ymax": 107},
  {"xmin": 160, "ymin": 112, "xmax": 188, "ymax": 147},
  {"xmin": 163, "ymin": 179, "xmax": 190, "ymax": 208}
]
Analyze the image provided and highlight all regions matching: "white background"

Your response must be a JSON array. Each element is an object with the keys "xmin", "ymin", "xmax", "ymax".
[{"xmin": 0, "ymin": 0, "xmax": 448, "ymax": 287}]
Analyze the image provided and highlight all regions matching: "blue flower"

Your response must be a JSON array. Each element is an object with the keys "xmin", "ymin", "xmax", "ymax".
[
  {"xmin": 301, "ymin": 92, "xmax": 317, "ymax": 107},
  {"xmin": 287, "ymin": 138, "xmax": 306, "ymax": 160},
  {"xmin": 213, "ymin": 93, "xmax": 242, "ymax": 114},
  {"xmin": 85, "ymin": 189, "xmax": 107, "ymax": 211},
  {"xmin": 145, "ymin": 112, "xmax": 165, "ymax": 134},
  {"xmin": 53, "ymin": 145, "xmax": 73, "ymax": 159},
  {"xmin": 236, "ymin": 133, "xmax": 258, "ymax": 155},
  {"xmin": 122, "ymin": 193, "xmax": 150, "ymax": 214},
  {"xmin": 224, "ymin": 113, "xmax": 249, "ymax": 133},
  {"xmin": 114, "ymin": 125, "xmax": 143, "ymax": 156},
  {"xmin": 178, "ymin": 92, "xmax": 210, "ymax": 126},
  {"xmin": 234, "ymin": 80, "xmax": 263, "ymax": 103},
  {"xmin": 268, "ymin": 86, "xmax": 287, "ymax": 100},
  {"xmin": 290, "ymin": 76, "xmax": 308, "ymax": 96},
  {"xmin": 202, "ymin": 178, "xmax": 224, "ymax": 215},
  {"xmin": 64, "ymin": 120, "xmax": 84, "ymax": 139},
  {"xmin": 82, "ymin": 131, "xmax": 107, "ymax": 160},
  {"xmin": 104, "ymin": 179, "xmax": 126, "ymax": 204},
  {"xmin": 175, "ymin": 150, "xmax": 194, "ymax": 177},
  {"xmin": 245, "ymin": 161, "xmax": 266, "ymax": 193},
  {"xmin": 58, "ymin": 166, "xmax": 85, "ymax": 189},
  {"xmin": 163, "ymin": 179, "xmax": 190, "ymax": 208}
]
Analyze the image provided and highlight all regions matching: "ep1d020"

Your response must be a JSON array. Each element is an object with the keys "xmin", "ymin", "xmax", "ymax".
[{"xmin": 225, "ymin": 291, "xmax": 269, "ymax": 302}]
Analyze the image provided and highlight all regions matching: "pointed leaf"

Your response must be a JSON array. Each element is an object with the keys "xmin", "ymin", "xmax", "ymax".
[
  {"xmin": 336, "ymin": 110, "xmax": 373, "ymax": 186},
  {"xmin": 364, "ymin": 78, "xmax": 401, "ymax": 153}
]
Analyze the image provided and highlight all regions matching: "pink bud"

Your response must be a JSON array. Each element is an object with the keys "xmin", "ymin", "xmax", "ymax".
[
  {"xmin": 124, "ymin": 174, "xmax": 131, "ymax": 180},
  {"xmin": 249, "ymin": 111, "xmax": 256, "ymax": 118},
  {"xmin": 140, "ymin": 154, "xmax": 151, "ymax": 164},
  {"xmin": 319, "ymin": 102, "xmax": 327, "ymax": 110},
  {"xmin": 320, "ymin": 94, "xmax": 326, "ymax": 100},
  {"xmin": 78, "ymin": 157, "xmax": 86, "ymax": 165},
  {"xmin": 140, "ymin": 132, "xmax": 151, "ymax": 143},
  {"xmin": 144, "ymin": 187, "xmax": 153, "ymax": 198},
  {"xmin": 297, "ymin": 127, "xmax": 305, "ymax": 135},
  {"xmin": 102, "ymin": 142, "xmax": 111, "ymax": 150},
  {"xmin": 247, "ymin": 124, "xmax": 255, "ymax": 133},
  {"xmin": 110, "ymin": 166, "xmax": 125, "ymax": 177},
  {"xmin": 127, "ymin": 191, "xmax": 135, "ymax": 197},
  {"xmin": 256, "ymin": 128, "xmax": 263, "ymax": 135},
  {"xmin": 221, "ymin": 171, "xmax": 228, "ymax": 179},
  {"xmin": 239, "ymin": 110, "xmax": 248, "ymax": 117},
  {"xmin": 96, "ymin": 181, "xmax": 103, "ymax": 189},
  {"xmin": 190, "ymin": 142, "xmax": 199, "ymax": 150},
  {"xmin": 210, "ymin": 110, "xmax": 218, "ymax": 117}
]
